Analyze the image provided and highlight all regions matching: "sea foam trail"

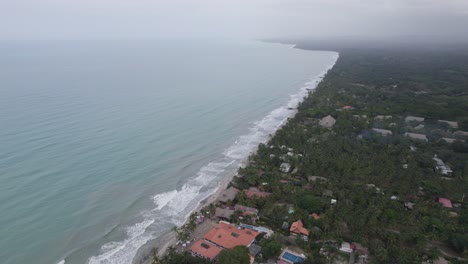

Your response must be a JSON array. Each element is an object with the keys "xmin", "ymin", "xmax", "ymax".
[{"xmin": 86, "ymin": 53, "xmax": 339, "ymax": 264}]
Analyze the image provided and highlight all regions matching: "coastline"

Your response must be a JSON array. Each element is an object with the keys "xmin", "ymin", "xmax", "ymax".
[{"xmin": 133, "ymin": 50, "xmax": 339, "ymax": 264}]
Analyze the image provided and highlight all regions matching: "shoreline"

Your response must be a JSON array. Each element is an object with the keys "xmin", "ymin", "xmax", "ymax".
[{"xmin": 133, "ymin": 50, "xmax": 339, "ymax": 264}]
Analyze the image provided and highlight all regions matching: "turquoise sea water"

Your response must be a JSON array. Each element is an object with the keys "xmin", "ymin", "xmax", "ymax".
[{"xmin": 0, "ymin": 39, "xmax": 337, "ymax": 264}]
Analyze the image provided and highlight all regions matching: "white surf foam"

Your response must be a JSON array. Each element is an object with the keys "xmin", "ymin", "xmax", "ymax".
[
  {"xmin": 86, "ymin": 52, "xmax": 339, "ymax": 264},
  {"xmin": 57, "ymin": 260, "xmax": 65, "ymax": 264}
]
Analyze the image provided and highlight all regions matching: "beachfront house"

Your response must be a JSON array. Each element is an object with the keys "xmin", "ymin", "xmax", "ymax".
[
  {"xmin": 280, "ymin": 162, "xmax": 291, "ymax": 173},
  {"xmin": 218, "ymin": 187, "xmax": 239, "ymax": 204},
  {"xmin": 438, "ymin": 120, "xmax": 458, "ymax": 129},
  {"xmin": 319, "ymin": 115, "xmax": 336, "ymax": 128},
  {"xmin": 203, "ymin": 222, "xmax": 258, "ymax": 249},
  {"xmin": 190, "ymin": 240, "xmax": 223, "ymax": 261}
]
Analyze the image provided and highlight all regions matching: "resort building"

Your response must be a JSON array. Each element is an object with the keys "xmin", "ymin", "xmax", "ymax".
[
  {"xmin": 203, "ymin": 222, "xmax": 258, "ymax": 249},
  {"xmin": 190, "ymin": 240, "xmax": 222, "ymax": 261}
]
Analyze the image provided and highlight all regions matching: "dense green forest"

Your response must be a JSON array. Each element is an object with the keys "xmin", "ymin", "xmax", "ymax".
[{"xmin": 157, "ymin": 47, "xmax": 468, "ymax": 264}]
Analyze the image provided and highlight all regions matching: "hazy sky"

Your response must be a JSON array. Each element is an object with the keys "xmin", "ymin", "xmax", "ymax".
[{"xmin": 1, "ymin": 0, "xmax": 468, "ymax": 40}]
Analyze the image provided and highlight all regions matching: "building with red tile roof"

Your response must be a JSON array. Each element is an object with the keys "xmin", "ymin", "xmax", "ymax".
[
  {"xmin": 244, "ymin": 187, "xmax": 271, "ymax": 199},
  {"xmin": 438, "ymin": 197, "xmax": 453, "ymax": 208},
  {"xmin": 190, "ymin": 240, "xmax": 222, "ymax": 261},
  {"xmin": 204, "ymin": 222, "xmax": 258, "ymax": 249},
  {"xmin": 290, "ymin": 220, "xmax": 309, "ymax": 236}
]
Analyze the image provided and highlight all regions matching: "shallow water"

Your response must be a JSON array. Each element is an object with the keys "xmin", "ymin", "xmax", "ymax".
[{"xmin": 0, "ymin": 39, "xmax": 337, "ymax": 264}]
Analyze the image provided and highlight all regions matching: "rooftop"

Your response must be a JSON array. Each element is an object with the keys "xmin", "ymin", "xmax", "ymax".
[
  {"xmin": 404, "ymin": 132, "xmax": 428, "ymax": 141},
  {"xmin": 244, "ymin": 187, "xmax": 271, "ymax": 199},
  {"xmin": 190, "ymin": 240, "xmax": 222, "ymax": 260},
  {"xmin": 438, "ymin": 197, "xmax": 453, "ymax": 208},
  {"xmin": 319, "ymin": 115, "xmax": 336, "ymax": 128},
  {"xmin": 438, "ymin": 120, "xmax": 458, "ymax": 128},
  {"xmin": 290, "ymin": 220, "xmax": 309, "ymax": 236},
  {"xmin": 372, "ymin": 128, "xmax": 393, "ymax": 136},
  {"xmin": 218, "ymin": 187, "xmax": 239, "ymax": 203},
  {"xmin": 234, "ymin": 204, "xmax": 259, "ymax": 215},
  {"xmin": 214, "ymin": 207, "xmax": 235, "ymax": 219},
  {"xmin": 405, "ymin": 116, "xmax": 425, "ymax": 122},
  {"xmin": 204, "ymin": 222, "xmax": 258, "ymax": 249}
]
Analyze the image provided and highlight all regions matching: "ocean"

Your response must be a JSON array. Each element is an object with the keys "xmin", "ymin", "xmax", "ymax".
[{"xmin": 0, "ymin": 39, "xmax": 338, "ymax": 264}]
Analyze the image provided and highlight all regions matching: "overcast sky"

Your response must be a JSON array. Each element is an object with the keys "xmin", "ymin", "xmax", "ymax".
[{"xmin": 1, "ymin": 0, "xmax": 468, "ymax": 41}]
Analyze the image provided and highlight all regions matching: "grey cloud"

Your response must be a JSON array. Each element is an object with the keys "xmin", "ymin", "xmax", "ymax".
[{"xmin": 0, "ymin": 0, "xmax": 467, "ymax": 41}]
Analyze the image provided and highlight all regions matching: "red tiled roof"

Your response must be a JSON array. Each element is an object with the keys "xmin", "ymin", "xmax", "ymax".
[
  {"xmin": 204, "ymin": 222, "xmax": 258, "ymax": 249},
  {"xmin": 190, "ymin": 240, "xmax": 222, "ymax": 260},
  {"xmin": 244, "ymin": 188, "xmax": 271, "ymax": 199},
  {"xmin": 438, "ymin": 197, "xmax": 453, "ymax": 208},
  {"xmin": 290, "ymin": 220, "xmax": 309, "ymax": 236}
]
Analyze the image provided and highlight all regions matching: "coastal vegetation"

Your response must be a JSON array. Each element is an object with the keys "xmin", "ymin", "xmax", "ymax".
[{"xmin": 157, "ymin": 46, "xmax": 468, "ymax": 263}]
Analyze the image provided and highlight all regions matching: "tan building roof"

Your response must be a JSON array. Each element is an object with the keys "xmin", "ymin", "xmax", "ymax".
[
  {"xmin": 454, "ymin": 130, "xmax": 468, "ymax": 137},
  {"xmin": 404, "ymin": 132, "xmax": 428, "ymax": 141},
  {"xmin": 319, "ymin": 115, "xmax": 336, "ymax": 128},
  {"xmin": 218, "ymin": 187, "xmax": 239, "ymax": 203}
]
